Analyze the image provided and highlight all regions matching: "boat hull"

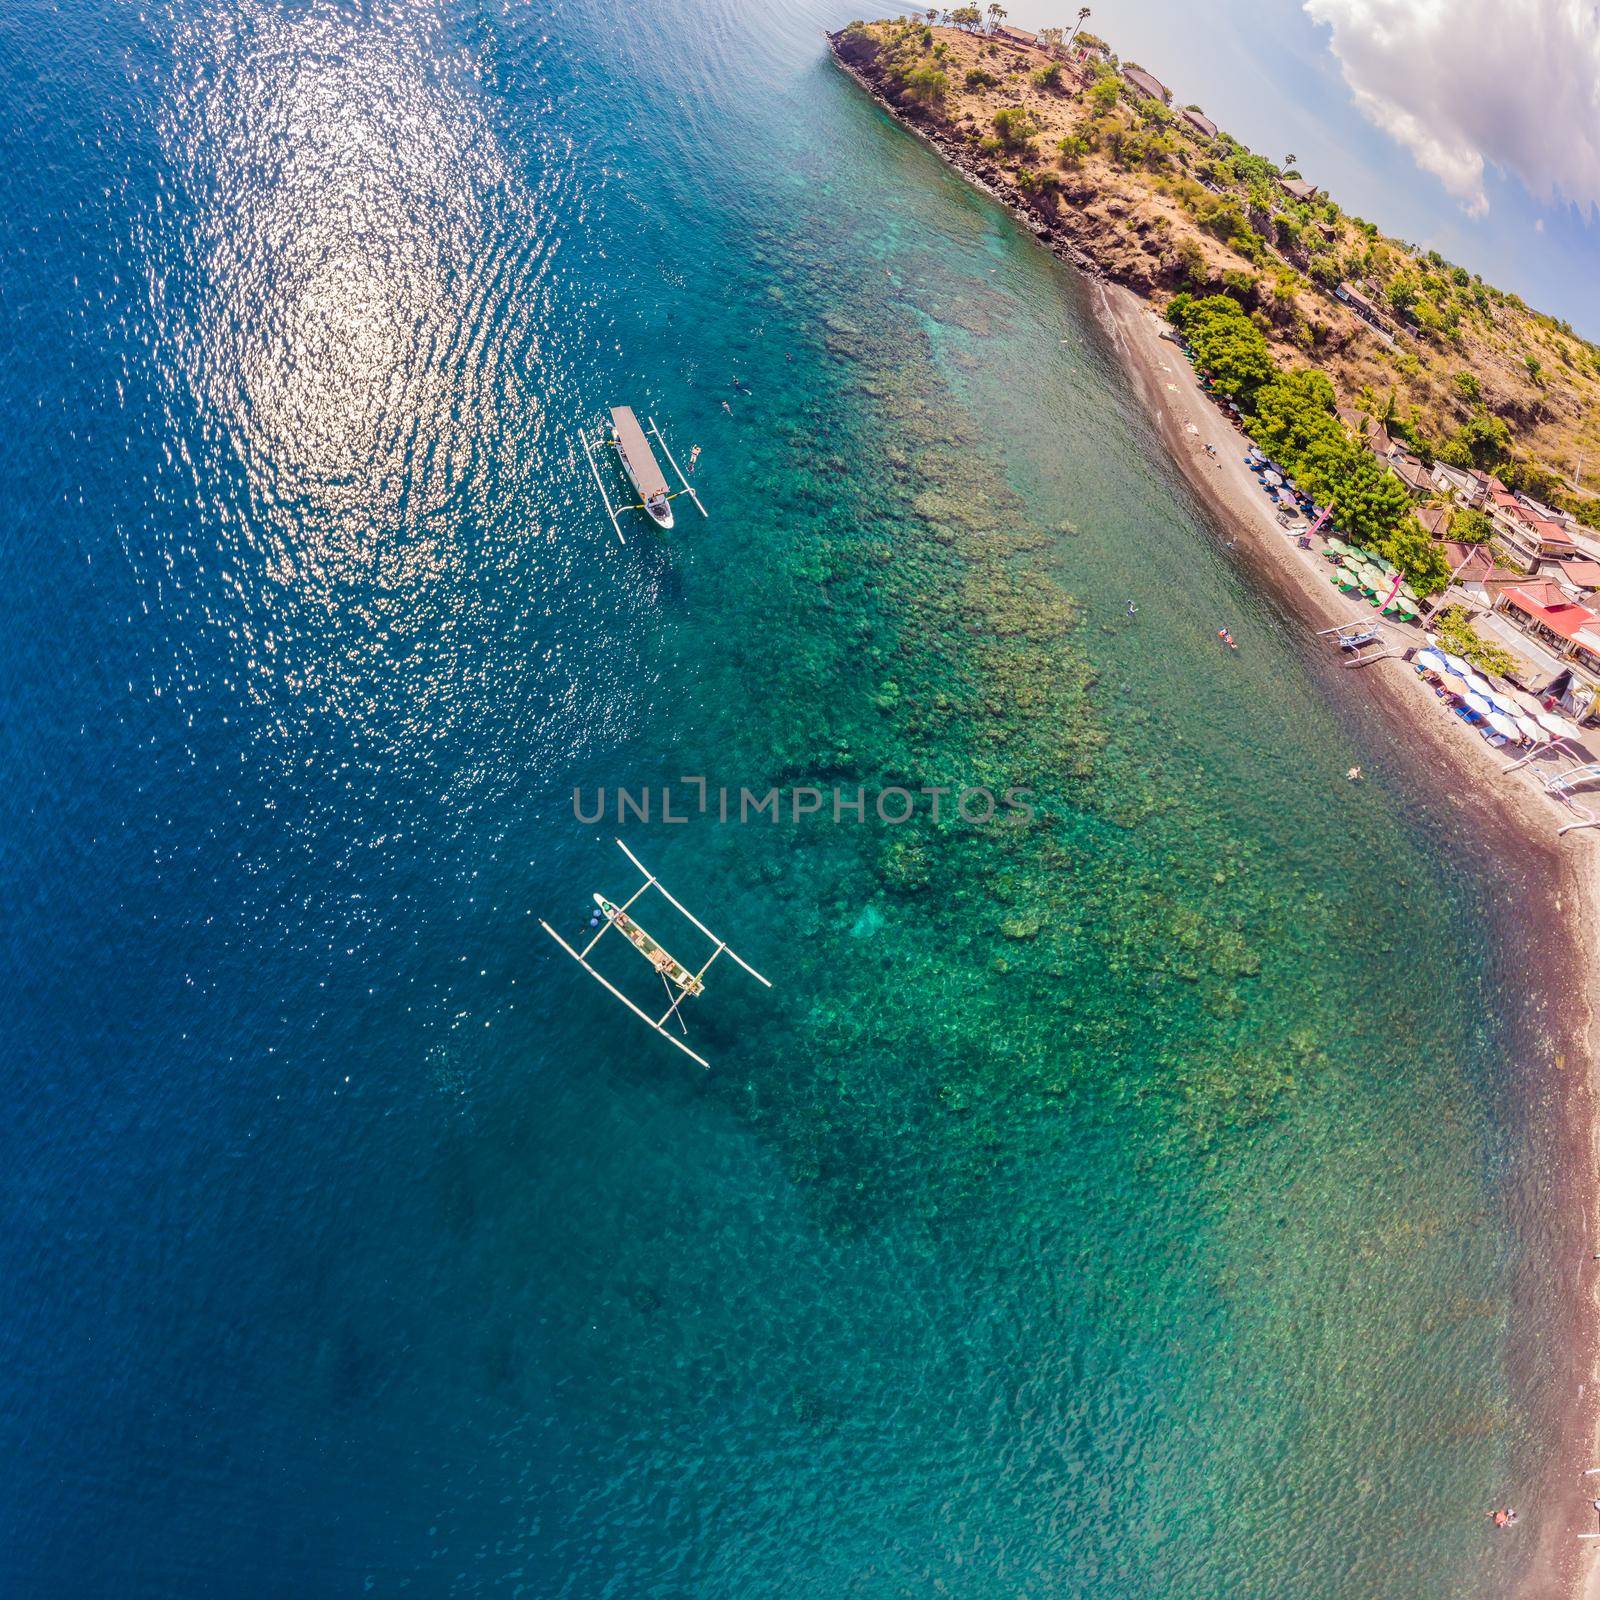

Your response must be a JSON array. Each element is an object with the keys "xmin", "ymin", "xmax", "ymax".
[{"xmin": 595, "ymin": 894, "xmax": 702, "ymax": 993}]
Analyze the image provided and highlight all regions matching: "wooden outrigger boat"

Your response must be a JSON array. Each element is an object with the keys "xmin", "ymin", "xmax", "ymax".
[
  {"xmin": 540, "ymin": 839, "xmax": 770, "ymax": 1068},
  {"xmin": 577, "ymin": 406, "xmax": 706, "ymax": 544}
]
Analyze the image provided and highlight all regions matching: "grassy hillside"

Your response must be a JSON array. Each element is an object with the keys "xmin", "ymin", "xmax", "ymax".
[{"xmin": 836, "ymin": 18, "xmax": 1600, "ymax": 525}]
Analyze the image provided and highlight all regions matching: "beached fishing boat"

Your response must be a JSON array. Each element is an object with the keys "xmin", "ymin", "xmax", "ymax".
[
  {"xmin": 578, "ymin": 406, "xmax": 707, "ymax": 544},
  {"xmin": 540, "ymin": 839, "xmax": 770, "ymax": 1069}
]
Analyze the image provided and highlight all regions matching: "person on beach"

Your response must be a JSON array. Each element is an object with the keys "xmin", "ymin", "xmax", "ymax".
[{"xmin": 1218, "ymin": 627, "xmax": 1236, "ymax": 650}]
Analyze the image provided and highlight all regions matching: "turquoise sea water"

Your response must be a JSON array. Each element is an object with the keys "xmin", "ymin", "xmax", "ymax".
[{"xmin": 0, "ymin": 0, "xmax": 1574, "ymax": 1594}]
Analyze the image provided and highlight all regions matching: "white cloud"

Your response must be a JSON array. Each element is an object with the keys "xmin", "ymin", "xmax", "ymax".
[{"xmin": 1303, "ymin": 0, "xmax": 1600, "ymax": 220}]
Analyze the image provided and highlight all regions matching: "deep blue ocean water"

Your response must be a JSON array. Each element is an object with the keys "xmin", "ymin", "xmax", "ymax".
[{"xmin": 0, "ymin": 1, "xmax": 1575, "ymax": 1595}]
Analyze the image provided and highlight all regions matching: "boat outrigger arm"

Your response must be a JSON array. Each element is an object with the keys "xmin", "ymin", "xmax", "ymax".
[
  {"xmin": 539, "ymin": 839, "xmax": 771, "ymax": 1068},
  {"xmin": 576, "ymin": 412, "xmax": 707, "ymax": 545}
]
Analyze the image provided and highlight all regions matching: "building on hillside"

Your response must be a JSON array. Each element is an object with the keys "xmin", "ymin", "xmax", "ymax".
[
  {"xmin": 1388, "ymin": 454, "xmax": 1435, "ymax": 497},
  {"xmin": 1340, "ymin": 408, "xmax": 1401, "ymax": 462},
  {"xmin": 1334, "ymin": 282, "xmax": 1400, "ymax": 344},
  {"xmin": 1122, "ymin": 66, "xmax": 1170, "ymax": 104},
  {"xmin": 1431, "ymin": 461, "xmax": 1492, "ymax": 507},
  {"xmin": 994, "ymin": 23, "xmax": 1038, "ymax": 47},
  {"xmin": 1279, "ymin": 176, "xmax": 1321, "ymax": 203},
  {"xmin": 1179, "ymin": 106, "xmax": 1218, "ymax": 140},
  {"xmin": 1554, "ymin": 559, "xmax": 1600, "ymax": 595},
  {"xmin": 1487, "ymin": 483, "xmax": 1579, "ymax": 570},
  {"xmin": 1434, "ymin": 540, "xmax": 1523, "ymax": 605},
  {"xmin": 1416, "ymin": 505, "xmax": 1452, "ymax": 537}
]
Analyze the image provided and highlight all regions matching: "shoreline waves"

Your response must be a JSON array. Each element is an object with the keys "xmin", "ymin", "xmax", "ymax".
[{"xmin": 830, "ymin": 28, "xmax": 1600, "ymax": 1599}]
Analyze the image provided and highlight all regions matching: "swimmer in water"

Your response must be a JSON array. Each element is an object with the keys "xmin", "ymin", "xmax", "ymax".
[{"xmin": 688, "ymin": 444, "xmax": 701, "ymax": 473}]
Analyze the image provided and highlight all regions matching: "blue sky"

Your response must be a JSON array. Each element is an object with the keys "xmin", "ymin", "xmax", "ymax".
[{"xmin": 1000, "ymin": 0, "xmax": 1600, "ymax": 339}]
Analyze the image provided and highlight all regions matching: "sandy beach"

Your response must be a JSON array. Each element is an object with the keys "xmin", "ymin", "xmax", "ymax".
[{"xmin": 1098, "ymin": 279, "xmax": 1600, "ymax": 1600}]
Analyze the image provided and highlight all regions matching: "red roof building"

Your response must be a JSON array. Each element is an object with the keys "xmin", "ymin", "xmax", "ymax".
[{"xmin": 1497, "ymin": 580, "xmax": 1598, "ymax": 641}]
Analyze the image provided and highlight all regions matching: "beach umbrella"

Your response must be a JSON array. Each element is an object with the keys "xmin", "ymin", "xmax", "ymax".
[
  {"xmin": 1388, "ymin": 598, "xmax": 1418, "ymax": 619},
  {"xmin": 1485, "ymin": 691, "xmax": 1521, "ymax": 717},
  {"xmin": 1485, "ymin": 711, "xmax": 1520, "ymax": 739},
  {"xmin": 1440, "ymin": 653, "xmax": 1472, "ymax": 677},
  {"xmin": 1323, "ymin": 537, "xmax": 1353, "ymax": 556},
  {"xmin": 1414, "ymin": 648, "xmax": 1448, "ymax": 673},
  {"xmin": 1331, "ymin": 571, "xmax": 1357, "ymax": 590},
  {"xmin": 1463, "ymin": 691, "xmax": 1493, "ymax": 716},
  {"xmin": 1514, "ymin": 715, "xmax": 1545, "ymax": 743},
  {"xmin": 1261, "ymin": 471, "xmax": 1283, "ymax": 488},
  {"xmin": 1536, "ymin": 709, "xmax": 1582, "ymax": 740},
  {"xmin": 1460, "ymin": 673, "xmax": 1494, "ymax": 699}
]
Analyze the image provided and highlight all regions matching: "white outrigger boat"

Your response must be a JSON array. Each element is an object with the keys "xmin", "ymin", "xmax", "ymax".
[
  {"xmin": 540, "ymin": 839, "xmax": 770, "ymax": 1068},
  {"xmin": 578, "ymin": 406, "xmax": 706, "ymax": 544}
]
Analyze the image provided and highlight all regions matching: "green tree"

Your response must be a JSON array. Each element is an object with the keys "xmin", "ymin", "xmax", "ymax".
[
  {"xmin": 1436, "ymin": 408, "xmax": 1510, "ymax": 471},
  {"xmin": 1435, "ymin": 606, "xmax": 1522, "ymax": 676},
  {"xmin": 1089, "ymin": 75, "xmax": 1121, "ymax": 112},
  {"xmin": 1376, "ymin": 520, "xmax": 1453, "ymax": 596},
  {"xmin": 904, "ymin": 64, "xmax": 951, "ymax": 107},
  {"xmin": 1167, "ymin": 293, "xmax": 1276, "ymax": 401},
  {"xmin": 949, "ymin": 5, "xmax": 982, "ymax": 28},
  {"xmin": 1501, "ymin": 459, "xmax": 1562, "ymax": 500},
  {"xmin": 1451, "ymin": 508, "xmax": 1493, "ymax": 543},
  {"xmin": 1056, "ymin": 132, "xmax": 1089, "ymax": 167},
  {"xmin": 992, "ymin": 105, "xmax": 1039, "ymax": 151}
]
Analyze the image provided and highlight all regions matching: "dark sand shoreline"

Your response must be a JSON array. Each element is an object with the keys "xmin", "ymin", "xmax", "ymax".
[{"xmin": 828, "ymin": 32, "xmax": 1600, "ymax": 1599}]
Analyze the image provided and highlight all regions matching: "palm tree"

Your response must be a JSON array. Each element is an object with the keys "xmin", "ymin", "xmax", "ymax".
[{"xmin": 986, "ymin": 2, "xmax": 1007, "ymax": 33}]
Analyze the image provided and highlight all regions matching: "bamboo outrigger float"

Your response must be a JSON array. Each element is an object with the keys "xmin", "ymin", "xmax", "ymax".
[
  {"xmin": 577, "ymin": 406, "xmax": 706, "ymax": 544},
  {"xmin": 539, "ymin": 839, "xmax": 770, "ymax": 1068}
]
